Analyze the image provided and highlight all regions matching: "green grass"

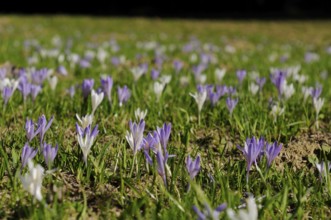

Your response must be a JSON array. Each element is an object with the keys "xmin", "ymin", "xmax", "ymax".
[{"xmin": 1, "ymin": 16, "xmax": 331, "ymax": 219}]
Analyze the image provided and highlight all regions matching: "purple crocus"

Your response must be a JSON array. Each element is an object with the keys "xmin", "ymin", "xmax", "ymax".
[
  {"xmin": 173, "ymin": 60, "xmax": 183, "ymax": 73},
  {"xmin": 270, "ymin": 70, "xmax": 286, "ymax": 97},
  {"xmin": 100, "ymin": 75, "xmax": 113, "ymax": 102},
  {"xmin": 56, "ymin": 65, "xmax": 68, "ymax": 76},
  {"xmin": 76, "ymin": 123, "xmax": 99, "ymax": 165},
  {"xmin": 2, "ymin": 86, "xmax": 14, "ymax": 105},
  {"xmin": 30, "ymin": 84, "xmax": 42, "ymax": 102},
  {"xmin": 227, "ymin": 86, "xmax": 236, "ymax": 96},
  {"xmin": 82, "ymin": 79, "xmax": 94, "ymax": 99},
  {"xmin": 156, "ymin": 123, "xmax": 172, "ymax": 151},
  {"xmin": 237, "ymin": 136, "xmax": 265, "ymax": 182},
  {"xmin": 21, "ymin": 143, "xmax": 38, "ymax": 168},
  {"xmin": 0, "ymin": 68, "xmax": 6, "ymax": 79},
  {"xmin": 193, "ymin": 203, "xmax": 227, "ymax": 220},
  {"xmin": 186, "ymin": 154, "xmax": 201, "ymax": 179},
  {"xmin": 18, "ymin": 77, "xmax": 31, "ymax": 102},
  {"xmin": 265, "ymin": 141, "xmax": 282, "ymax": 167},
  {"xmin": 236, "ymin": 69, "xmax": 247, "ymax": 84},
  {"xmin": 117, "ymin": 85, "xmax": 131, "ymax": 107},
  {"xmin": 79, "ymin": 59, "xmax": 91, "ymax": 68},
  {"xmin": 142, "ymin": 132, "xmax": 158, "ymax": 165},
  {"xmin": 37, "ymin": 115, "xmax": 54, "ymax": 144},
  {"xmin": 226, "ymin": 97, "xmax": 238, "ymax": 115},
  {"xmin": 42, "ymin": 143, "xmax": 58, "ymax": 168},
  {"xmin": 25, "ymin": 119, "xmax": 40, "ymax": 142},
  {"xmin": 111, "ymin": 56, "xmax": 120, "ymax": 66},
  {"xmin": 125, "ymin": 120, "xmax": 145, "ymax": 155},
  {"xmin": 256, "ymin": 77, "xmax": 266, "ymax": 91},
  {"xmin": 31, "ymin": 68, "xmax": 48, "ymax": 85},
  {"xmin": 67, "ymin": 85, "xmax": 75, "ymax": 98},
  {"xmin": 310, "ymin": 85, "xmax": 322, "ymax": 100},
  {"xmin": 151, "ymin": 69, "xmax": 160, "ymax": 80}
]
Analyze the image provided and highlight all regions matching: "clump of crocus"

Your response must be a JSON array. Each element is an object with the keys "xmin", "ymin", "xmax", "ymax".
[
  {"xmin": 193, "ymin": 203, "xmax": 227, "ymax": 220},
  {"xmin": 226, "ymin": 97, "xmax": 238, "ymax": 116},
  {"xmin": 237, "ymin": 137, "xmax": 264, "ymax": 182},
  {"xmin": 76, "ymin": 123, "xmax": 99, "ymax": 165},
  {"xmin": 21, "ymin": 143, "xmax": 38, "ymax": 168},
  {"xmin": 117, "ymin": 85, "xmax": 131, "ymax": 107},
  {"xmin": 227, "ymin": 196, "xmax": 258, "ymax": 220},
  {"xmin": 20, "ymin": 160, "xmax": 44, "ymax": 201},
  {"xmin": 42, "ymin": 142, "xmax": 58, "ymax": 169}
]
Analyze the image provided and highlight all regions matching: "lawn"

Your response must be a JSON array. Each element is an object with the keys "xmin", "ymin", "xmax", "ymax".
[{"xmin": 0, "ymin": 16, "xmax": 331, "ymax": 219}]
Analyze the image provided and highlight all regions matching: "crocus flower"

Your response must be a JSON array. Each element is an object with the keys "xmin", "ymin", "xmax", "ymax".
[
  {"xmin": 186, "ymin": 154, "xmax": 201, "ymax": 180},
  {"xmin": 265, "ymin": 141, "xmax": 282, "ymax": 167},
  {"xmin": 130, "ymin": 66, "xmax": 146, "ymax": 82},
  {"xmin": 270, "ymin": 104, "xmax": 285, "ymax": 122},
  {"xmin": 151, "ymin": 69, "xmax": 160, "ymax": 80},
  {"xmin": 31, "ymin": 68, "xmax": 48, "ymax": 85},
  {"xmin": 313, "ymin": 97, "xmax": 324, "ymax": 116},
  {"xmin": 76, "ymin": 114, "xmax": 93, "ymax": 129},
  {"xmin": 37, "ymin": 115, "xmax": 54, "ymax": 144},
  {"xmin": 270, "ymin": 70, "xmax": 286, "ymax": 97},
  {"xmin": 42, "ymin": 143, "xmax": 58, "ymax": 168},
  {"xmin": 125, "ymin": 120, "xmax": 145, "ymax": 155},
  {"xmin": 256, "ymin": 77, "xmax": 266, "ymax": 91},
  {"xmin": 193, "ymin": 203, "xmax": 227, "ymax": 220},
  {"xmin": 249, "ymin": 83, "xmax": 259, "ymax": 96},
  {"xmin": 2, "ymin": 86, "xmax": 14, "ymax": 105},
  {"xmin": 30, "ymin": 84, "xmax": 42, "ymax": 102},
  {"xmin": 302, "ymin": 86, "xmax": 312, "ymax": 102},
  {"xmin": 215, "ymin": 68, "xmax": 226, "ymax": 83},
  {"xmin": 48, "ymin": 75, "xmax": 58, "ymax": 91},
  {"xmin": 56, "ymin": 65, "xmax": 67, "ymax": 76},
  {"xmin": 67, "ymin": 85, "xmax": 75, "ymax": 98},
  {"xmin": 315, "ymin": 161, "xmax": 331, "ymax": 180},
  {"xmin": 18, "ymin": 77, "xmax": 31, "ymax": 102},
  {"xmin": 79, "ymin": 59, "xmax": 91, "ymax": 68},
  {"xmin": 117, "ymin": 85, "xmax": 131, "ymax": 107},
  {"xmin": 76, "ymin": 124, "xmax": 99, "ymax": 165},
  {"xmin": 227, "ymin": 197, "xmax": 258, "ymax": 220},
  {"xmin": 310, "ymin": 85, "xmax": 322, "ymax": 100},
  {"xmin": 100, "ymin": 75, "xmax": 113, "ymax": 103},
  {"xmin": 236, "ymin": 70, "xmax": 246, "ymax": 84},
  {"xmin": 142, "ymin": 132, "xmax": 158, "ymax": 165},
  {"xmin": 135, "ymin": 108, "xmax": 147, "ymax": 121},
  {"xmin": 237, "ymin": 137, "xmax": 264, "ymax": 182},
  {"xmin": 190, "ymin": 85, "xmax": 207, "ymax": 113},
  {"xmin": 91, "ymin": 89, "xmax": 104, "ymax": 114},
  {"xmin": 25, "ymin": 119, "xmax": 40, "ymax": 142},
  {"xmin": 154, "ymin": 82, "xmax": 166, "ymax": 101},
  {"xmin": 82, "ymin": 79, "xmax": 94, "ymax": 99},
  {"xmin": 20, "ymin": 160, "xmax": 44, "ymax": 201},
  {"xmin": 21, "ymin": 143, "xmax": 38, "ymax": 168},
  {"xmin": 226, "ymin": 97, "xmax": 238, "ymax": 115},
  {"xmin": 173, "ymin": 60, "xmax": 183, "ymax": 73},
  {"xmin": 0, "ymin": 67, "xmax": 6, "ymax": 79},
  {"xmin": 282, "ymin": 82, "xmax": 295, "ymax": 100}
]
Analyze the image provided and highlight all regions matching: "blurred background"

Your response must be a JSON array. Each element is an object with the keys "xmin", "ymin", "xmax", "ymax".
[{"xmin": 1, "ymin": 0, "xmax": 331, "ymax": 19}]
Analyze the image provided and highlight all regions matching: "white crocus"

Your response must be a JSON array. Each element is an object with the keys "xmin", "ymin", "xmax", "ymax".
[
  {"xmin": 76, "ymin": 114, "xmax": 93, "ymax": 129},
  {"xmin": 195, "ymin": 73, "xmax": 207, "ymax": 84},
  {"xmin": 48, "ymin": 75, "xmax": 58, "ymax": 91},
  {"xmin": 159, "ymin": 75, "xmax": 172, "ymax": 85},
  {"xmin": 180, "ymin": 76, "xmax": 190, "ymax": 87},
  {"xmin": 91, "ymin": 90, "xmax": 104, "ymax": 114},
  {"xmin": 227, "ymin": 197, "xmax": 258, "ymax": 220},
  {"xmin": 271, "ymin": 105, "xmax": 285, "ymax": 122},
  {"xmin": 313, "ymin": 97, "xmax": 324, "ymax": 116},
  {"xmin": 190, "ymin": 89, "xmax": 207, "ymax": 113},
  {"xmin": 135, "ymin": 108, "xmax": 148, "ymax": 121},
  {"xmin": 20, "ymin": 160, "xmax": 44, "ymax": 201},
  {"xmin": 215, "ymin": 68, "xmax": 226, "ymax": 82},
  {"xmin": 282, "ymin": 81, "xmax": 295, "ymax": 100},
  {"xmin": 249, "ymin": 83, "xmax": 259, "ymax": 96},
  {"xmin": 0, "ymin": 78, "xmax": 19, "ymax": 92},
  {"xmin": 153, "ymin": 82, "xmax": 166, "ymax": 101},
  {"xmin": 302, "ymin": 86, "xmax": 312, "ymax": 102},
  {"xmin": 131, "ymin": 67, "xmax": 145, "ymax": 82}
]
